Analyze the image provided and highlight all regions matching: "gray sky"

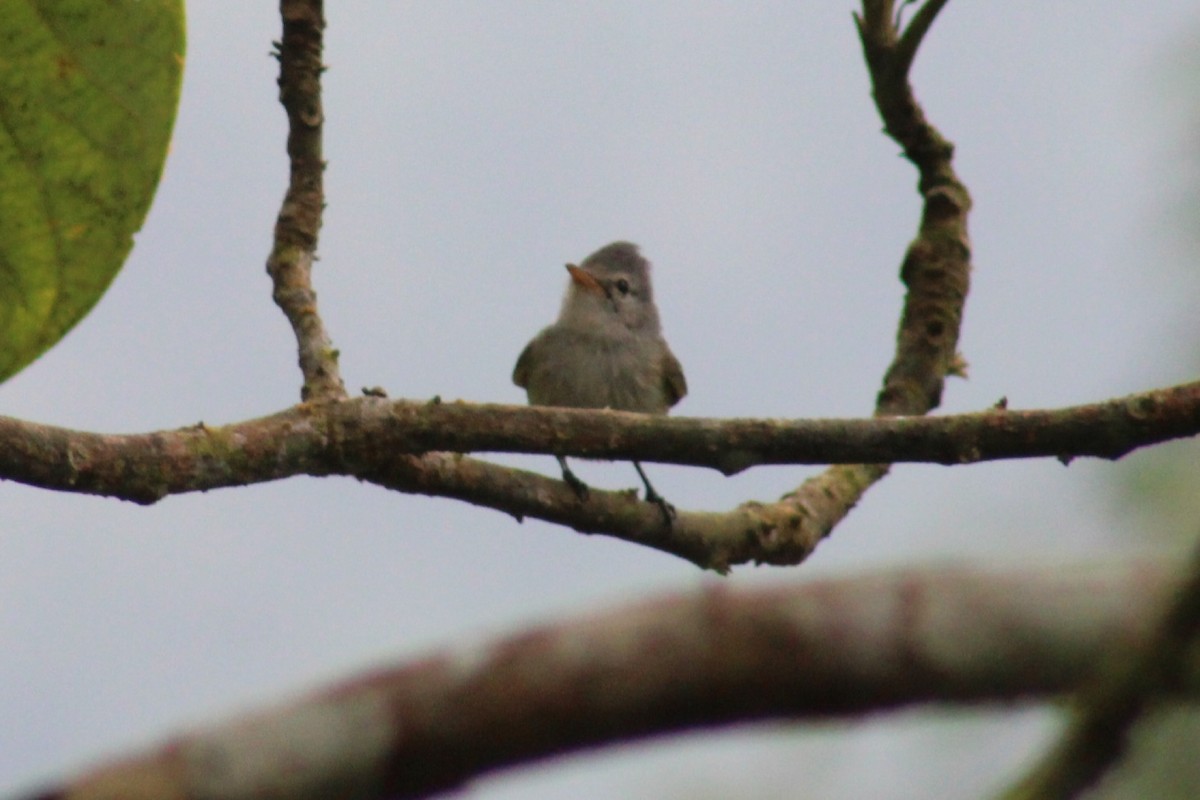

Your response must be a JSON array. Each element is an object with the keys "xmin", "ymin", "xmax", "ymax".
[{"xmin": 3, "ymin": 3, "xmax": 1199, "ymax": 798}]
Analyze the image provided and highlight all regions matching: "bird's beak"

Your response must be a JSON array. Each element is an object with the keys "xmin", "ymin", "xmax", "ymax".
[{"xmin": 565, "ymin": 264, "xmax": 605, "ymax": 296}]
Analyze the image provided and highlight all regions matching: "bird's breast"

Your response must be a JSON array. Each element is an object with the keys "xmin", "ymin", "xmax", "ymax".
[{"xmin": 522, "ymin": 326, "xmax": 672, "ymax": 414}]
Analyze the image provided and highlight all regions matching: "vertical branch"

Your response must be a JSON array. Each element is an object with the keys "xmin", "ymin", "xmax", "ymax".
[
  {"xmin": 744, "ymin": 0, "xmax": 969, "ymax": 566},
  {"xmin": 856, "ymin": 0, "xmax": 970, "ymax": 416},
  {"xmin": 268, "ymin": 0, "xmax": 346, "ymax": 402},
  {"xmin": 748, "ymin": 0, "xmax": 970, "ymax": 564}
]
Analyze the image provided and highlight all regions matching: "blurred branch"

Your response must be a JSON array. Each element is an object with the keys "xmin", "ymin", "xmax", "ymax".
[
  {"xmin": 20, "ymin": 559, "xmax": 1197, "ymax": 800},
  {"xmin": 1001, "ymin": 537, "xmax": 1200, "ymax": 800},
  {"xmin": 266, "ymin": 0, "xmax": 346, "ymax": 402},
  {"xmin": 0, "ymin": 381, "xmax": 1196, "ymax": 570}
]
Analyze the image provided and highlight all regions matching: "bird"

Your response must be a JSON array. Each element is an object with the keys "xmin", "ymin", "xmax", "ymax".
[{"xmin": 513, "ymin": 241, "xmax": 687, "ymax": 521}]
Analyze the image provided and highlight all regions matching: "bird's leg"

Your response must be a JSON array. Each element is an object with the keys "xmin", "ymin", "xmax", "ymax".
[
  {"xmin": 633, "ymin": 461, "xmax": 675, "ymax": 525},
  {"xmin": 556, "ymin": 456, "xmax": 590, "ymax": 500}
]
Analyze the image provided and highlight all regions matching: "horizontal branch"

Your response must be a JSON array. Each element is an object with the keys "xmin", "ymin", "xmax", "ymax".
[
  {"xmin": 0, "ymin": 382, "xmax": 1196, "ymax": 570},
  {"xmin": 0, "ymin": 381, "xmax": 1196, "ymax": 496},
  {"xmin": 20, "ymin": 559, "xmax": 1195, "ymax": 800},
  {"xmin": 360, "ymin": 381, "xmax": 1200, "ymax": 469}
]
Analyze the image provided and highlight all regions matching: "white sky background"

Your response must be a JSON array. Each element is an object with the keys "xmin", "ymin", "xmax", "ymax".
[{"xmin": 3, "ymin": 3, "xmax": 1200, "ymax": 798}]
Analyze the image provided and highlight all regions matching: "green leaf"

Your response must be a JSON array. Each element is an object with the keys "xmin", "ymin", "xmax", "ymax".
[{"xmin": 0, "ymin": 0, "xmax": 185, "ymax": 383}]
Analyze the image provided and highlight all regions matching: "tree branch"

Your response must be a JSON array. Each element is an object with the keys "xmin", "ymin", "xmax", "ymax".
[
  {"xmin": 0, "ymin": 381, "xmax": 1196, "ymax": 570},
  {"xmin": 1001, "ymin": 538, "xmax": 1200, "ymax": 800},
  {"xmin": 789, "ymin": 0, "xmax": 971, "ymax": 549},
  {"xmin": 7, "ymin": 1, "xmax": 974, "ymax": 572},
  {"xmin": 19, "ymin": 560, "xmax": 1196, "ymax": 800},
  {"xmin": 267, "ymin": 0, "xmax": 346, "ymax": 402}
]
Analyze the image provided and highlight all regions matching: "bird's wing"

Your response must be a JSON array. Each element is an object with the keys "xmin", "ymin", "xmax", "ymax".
[
  {"xmin": 661, "ymin": 347, "xmax": 688, "ymax": 408},
  {"xmin": 512, "ymin": 338, "xmax": 537, "ymax": 389}
]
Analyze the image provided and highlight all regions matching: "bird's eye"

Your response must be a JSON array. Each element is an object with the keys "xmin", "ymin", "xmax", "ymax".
[{"xmin": 615, "ymin": 278, "xmax": 631, "ymax": 295}]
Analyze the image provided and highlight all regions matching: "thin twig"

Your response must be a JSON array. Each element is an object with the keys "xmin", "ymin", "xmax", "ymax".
[
  {"xmin": 897, "ymin": 0, "xmax": 951, "ymax": 77},
  {"xmin": 267, "ymin": 0, "xmax": 346, "ymax": 401}
]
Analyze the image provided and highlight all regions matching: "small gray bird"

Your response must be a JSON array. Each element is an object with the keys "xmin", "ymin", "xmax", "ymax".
[{"xmin": 513, "ymin": 241, "xmax": 687, "ymax": 520}]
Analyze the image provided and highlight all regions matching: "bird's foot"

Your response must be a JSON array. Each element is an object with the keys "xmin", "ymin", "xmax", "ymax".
[
  {"xmin": 556, "ymin": 456, "xmax": 590, "ymax": 501},
  {"xmin": 561, "ymin": 468, "xmax": 590, "ymax": 501},
  {"xmin": 633, "ymin": 461, "xmax": 675, "ymax": 525},
  {"xmin": 643, "ymin": 487, "xmax": 676, "ymax": 526}
]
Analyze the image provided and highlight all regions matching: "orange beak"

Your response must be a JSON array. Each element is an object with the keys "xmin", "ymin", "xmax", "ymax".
[{"xmin": 565, "ymin": 263, "xmax": 605, "ymax": 296}]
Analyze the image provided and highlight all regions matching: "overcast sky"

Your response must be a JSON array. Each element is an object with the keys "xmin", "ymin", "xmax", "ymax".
[{"xmin": 3, "ymin": 3, "xmax": 1200, "ymax": 798}]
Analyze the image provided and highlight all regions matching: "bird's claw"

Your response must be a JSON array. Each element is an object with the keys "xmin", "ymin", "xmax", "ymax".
[
  {"xmin": 556, "ymin": 456, "xmax": 590, "ymax": 501},
  {"xmin": 562, "ymin": 469, "xmax": 590, "ymax": 501},
  {"xmin": 644, "ymin": 489, "xmax": 676, "ymax": 526}
]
